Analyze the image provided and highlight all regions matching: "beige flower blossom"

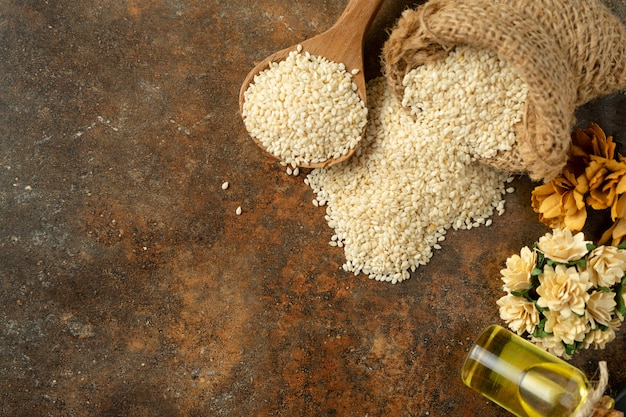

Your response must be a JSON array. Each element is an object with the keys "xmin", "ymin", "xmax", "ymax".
[
  {"xmin": 497, "ymin": 294, "xmax": 540, "ymax": 335},
  {"xmin": 587, "ymin": 246, "xmax": 626, "ymax": 287},
  {"xmin": 531, "ymin": 334, "xmax": 568, "ymax": 358},
  {"xmin": 537, "ymin": 264, "xmax": 591, "ymax": 318},
  {"xmin": 543, "ymin": 310, "xmax": 589, "ymax": 346},
  {"xmin": 583, "ymin": 328, "xmax": 616, "ymax": 350},
  {"xmin": 537, "ymin": 228, "xmax": 591, "ymax": 263},
  {"xmin": 586, "ymin": 290, "xmax": 617, "ymax": 327},
  {"xmin": 500, "ymin": 246, "xmax": 536, "ymax": 293},
  {"xmin": 610, "ymin": 311, "xmax": 625, "ymax": 330}
]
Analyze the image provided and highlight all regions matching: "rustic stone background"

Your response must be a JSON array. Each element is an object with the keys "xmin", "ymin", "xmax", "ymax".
[{"xmin": 1, "ymin": 1, "xmax": 625, "ymax": 416}]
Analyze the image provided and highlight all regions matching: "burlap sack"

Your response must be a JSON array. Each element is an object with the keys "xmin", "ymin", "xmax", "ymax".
[{"xmin": 382, "ymin": 0, "xmax": 626, "ymax": 182}]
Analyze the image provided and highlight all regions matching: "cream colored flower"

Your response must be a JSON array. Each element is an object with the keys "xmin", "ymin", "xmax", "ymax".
[
  {"xmin": 537, "ymin": 264, "xmax": 591, "ymax": 317},
  {"xmin": 587, "ymin": 245, "xmax": 626, "ymax": 287},
  {"xmin": 531, "ymin": 334, "xmax": 568, "ymax": 358},
  {"xmin": 497, "ymin": 294, "xmax": 540, "ymax": 335},
  {"xmin": 583, "ymin": 328, "xmax": 616, "ymax": 350},
  {"xmin": 586, "ymin": 290, "xmax": 617, "ymax": 327},
  {"xmin": 610, "ymin": 311, "xmax": 625, "ymax": 330},
  {"xmin": 500, "ymin": 246, "xmax": 536, "ymax": 293},
  {"xmin": 543, "ymin": 310, "xmax": 589, "ymax": 345},
  {"xmin": 537, "ymin": 228, "xmax": 591, "ymax": 263}
]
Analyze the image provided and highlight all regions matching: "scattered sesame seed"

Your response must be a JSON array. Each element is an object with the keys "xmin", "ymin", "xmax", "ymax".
[{"xmin": 305, "ymin": 45, "xmax": 527, "ymax": 283}]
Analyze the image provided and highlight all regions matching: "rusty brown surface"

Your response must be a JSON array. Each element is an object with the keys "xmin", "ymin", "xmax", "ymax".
[{"xmin": 1, "ymin": 1, "xmax": 625, "ymax": 416}]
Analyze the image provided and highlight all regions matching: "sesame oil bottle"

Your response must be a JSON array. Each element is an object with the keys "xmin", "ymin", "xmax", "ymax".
[{"xmin": 461, "ymin": 325, "xmax": 589, "ymax": 417}]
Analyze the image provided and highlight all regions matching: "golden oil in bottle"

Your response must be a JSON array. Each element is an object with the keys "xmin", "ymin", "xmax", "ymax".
[{"xmin": 461, "ymin": 325, "xmax": 589, "ymax": 417}]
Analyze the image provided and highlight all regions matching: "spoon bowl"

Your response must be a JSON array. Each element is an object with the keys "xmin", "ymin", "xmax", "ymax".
[{"xmin": 239, "ymin": 0, "xmax": 385, "ymax": 168}]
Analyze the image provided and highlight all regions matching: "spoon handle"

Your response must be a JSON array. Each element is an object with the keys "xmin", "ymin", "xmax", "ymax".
[{"xmin": 334, "ymin": 0, "xmax": 386, "ymax": 41}]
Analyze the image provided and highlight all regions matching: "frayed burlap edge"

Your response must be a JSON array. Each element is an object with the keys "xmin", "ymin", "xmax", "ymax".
[{"xmin": 382, "ymin": 0, "xmax": 626, "ymax": 182}]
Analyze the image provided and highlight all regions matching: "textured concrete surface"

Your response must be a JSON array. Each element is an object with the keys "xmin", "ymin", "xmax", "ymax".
[{"xmin": 1, "ymin": 1, "xmax": 625, "ymax": 416}]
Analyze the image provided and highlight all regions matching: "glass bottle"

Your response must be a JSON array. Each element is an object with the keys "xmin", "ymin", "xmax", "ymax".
[{"xmin": 461, "ymin": 324, "xmax": 590, "ymax": 417}]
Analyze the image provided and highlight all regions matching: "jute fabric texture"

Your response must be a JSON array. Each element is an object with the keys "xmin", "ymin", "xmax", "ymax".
[{"xmin": 383, "ymin": 0, "xmax": 626, "ymax": 182}]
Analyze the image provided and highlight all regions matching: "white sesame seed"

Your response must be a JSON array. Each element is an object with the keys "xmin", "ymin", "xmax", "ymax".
[
  {"xmin": 304, "ymin": 45, "xmax": 526, "ymax": 283},
  {"xmin": 242, "ymin": 49, "xmax": 367, "ymax": 166},
  {"xmin": 235, "ymin": 206, "xmax": 242, "ymax": 215},
  {"xmin": 221, "ymin": 181, "xmax": 229, "ymax": 190}
]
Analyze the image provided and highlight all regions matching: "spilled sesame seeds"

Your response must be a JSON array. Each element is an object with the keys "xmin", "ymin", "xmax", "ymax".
[{"xmin": 306, "ymin": 46, "xmax": 525, "ymax": 284}]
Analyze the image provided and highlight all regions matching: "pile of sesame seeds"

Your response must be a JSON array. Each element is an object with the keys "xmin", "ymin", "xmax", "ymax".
[
  {"xmin": 305, "ymin": 46, "xmax": 527, "ymax": 284},
  {"xmin": 401, "ymin": 46, "xmax": 528, "ymax": 160},
  {"xmin": 241, "ymin": 46, "xmax": 368, "ymax": 167}
]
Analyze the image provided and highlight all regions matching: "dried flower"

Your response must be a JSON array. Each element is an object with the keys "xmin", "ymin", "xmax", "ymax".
[
  {"xmin": 500, "ymin": 246, "xmax": 535, "ymax": 293},
  {"xmin": 610, "ymin": 311, "xmax": 625, "ymax": 331},
  {"xmin": 536, "ymin": 264, "xmax": 591, "ymax": 318},
  {"xmin": 583, "ymin": 327, "xmax": 616, "ymax": 350},
  {"xmin": 600, "ymin": 193, "xmax": 626, "ymax": 246},
  {"xmin": 530, "ymin": 334, "xmax": 567, "ymax": 358},
  {"xmin": 587, "ymin": 245, "xmax": 626, "ymax": 287},
  {"xmin": 586, "ymin": 157, "xmax": 626, "ymax": 210},
  {"xmin": 543, "ymin": 310, "xmax": 589, "ymax": 346},
  {"xmin": 570, "ymin": 123, "xmax": 616, "ymax": 168},
  {"xmin": 498, "ymin": 228, "xmax": 626, "ymax": 357},
  {"xmin": 532, "ymin": 123, "xmax": 626, "ymax": 246},
  {"xmin": 531, "ymin": 167, "xmax": 588, "ymax": 230},
  {"xmin": 497, "ymin": 295, "xmax": 540, "ymax": 335},
  {"xmin": 536, "ymin": 228, "xmax": 591, "ymax": 263},
  {"xmin": 586, "ymin": 290, "xmax": 617, "ymax": 327}
]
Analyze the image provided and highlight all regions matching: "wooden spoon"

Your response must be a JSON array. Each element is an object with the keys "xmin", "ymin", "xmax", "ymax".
[{"xmin": 239, "ymin": 0, "xmax": 386, "ymax": 169}]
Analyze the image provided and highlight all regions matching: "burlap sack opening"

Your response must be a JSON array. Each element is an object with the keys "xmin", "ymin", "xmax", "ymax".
[{"xmin": 382, "ymin": 0, "xmax": 626, "ymax": 182}]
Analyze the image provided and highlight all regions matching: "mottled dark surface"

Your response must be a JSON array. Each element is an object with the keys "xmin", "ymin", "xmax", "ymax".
[{"xmin": 1, "ymin": 1, "xmax": 625, "ymax": 416}]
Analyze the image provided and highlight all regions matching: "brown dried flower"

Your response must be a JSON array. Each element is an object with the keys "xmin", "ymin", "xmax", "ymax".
[
  {"xmin": 569, "ymin": 122, "xmax": 616, "ymax": 170},
  {"xmin": 599, "ymin": 193, "xmax": 626, "ymax": 245},
  {"xmin": 533, "ymin": 123, "xmax": 626, "ymax": 245},
  {"xmin": 531, "ymin": 166, "xmax": 588, "ymax": 230},
  {"xmin": 586, "ymin": 156, "xmax": 626, "ymax": 210}
]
